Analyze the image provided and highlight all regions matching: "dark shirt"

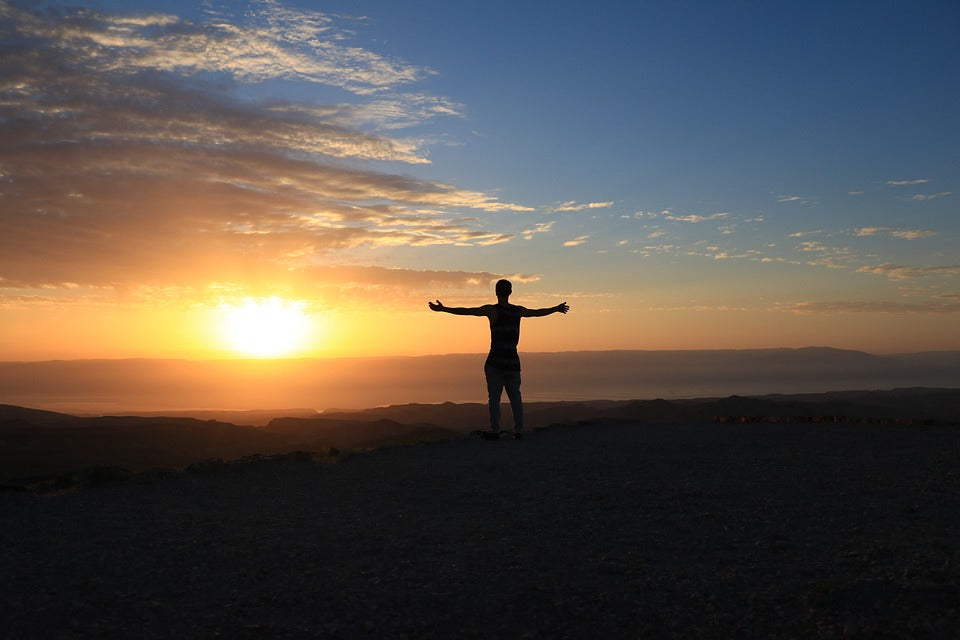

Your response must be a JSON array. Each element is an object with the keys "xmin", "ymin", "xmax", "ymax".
[{"xmin": 485, "ymin": 303, "xmax": 522, "ymax": 371}]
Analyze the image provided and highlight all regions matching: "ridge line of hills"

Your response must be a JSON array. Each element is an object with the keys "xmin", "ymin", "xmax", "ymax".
[{"xmin": 2, "ymin": 386, "xmax": 959, "ymax": 485}]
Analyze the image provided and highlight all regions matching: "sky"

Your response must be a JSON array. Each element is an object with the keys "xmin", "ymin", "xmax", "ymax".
[{"xmin": 1, "ymin": 0, "xmax": 959, "ymax": 361}]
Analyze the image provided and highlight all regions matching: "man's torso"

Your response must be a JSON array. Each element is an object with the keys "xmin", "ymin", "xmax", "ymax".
[{"xmin": 485, "ymin": 303, "xmax": 522, "ymax": 370}]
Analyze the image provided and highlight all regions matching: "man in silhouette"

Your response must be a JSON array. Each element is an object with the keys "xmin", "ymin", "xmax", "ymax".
[{"xmin": 429, "ymin": 279, "xmax": 569, "ymax": 440}]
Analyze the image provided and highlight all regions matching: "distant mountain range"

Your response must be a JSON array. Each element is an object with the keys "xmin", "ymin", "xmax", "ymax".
[
  {"xmin": 3, "ymin": 386, "xmax": 959, "ymax": 484},
  {"xmin": 2, "ymin": 348, "xmax": 960, "ymax": 414}
]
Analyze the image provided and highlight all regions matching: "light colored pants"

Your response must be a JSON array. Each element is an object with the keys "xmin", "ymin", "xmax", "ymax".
[{"xmin": 484, "ymin": 364, "xmax": 523, "ymax": 433}]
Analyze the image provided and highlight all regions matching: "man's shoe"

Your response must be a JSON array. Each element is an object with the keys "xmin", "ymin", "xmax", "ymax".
[
  {"xmin": 483, "ymin": 431, "xmax": 501, "ymax": 441},
  {"xmin": 512, "ymin": 432, "xmax": 523, "ymax": 440}
]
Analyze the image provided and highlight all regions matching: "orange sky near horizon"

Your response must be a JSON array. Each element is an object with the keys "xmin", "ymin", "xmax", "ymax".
[
  {"xmin": 2, "ymin": 2, "xmax": 960, "ymax": 362},
  {"xmin": 2, "ymin": 291, "xmax": 957, "ymax": 362}
]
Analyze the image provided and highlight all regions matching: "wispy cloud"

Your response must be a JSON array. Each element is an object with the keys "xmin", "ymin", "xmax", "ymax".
[
  {"xmin": 563, "ymin": 235, "xmax": 590, "ymax": 247},
  {"xmin": 663, "ymin": 212, "xmax": 729, "ymax": 223},
  {"xmin": 776, "ymin": 194, "xmax": 810, "ymax": 203},
  {"xmin": 0, "ymin": 1, "xmax": 532, "ymax": 301},
  {"xmin": 891, "ymin": 229, "xmax": 938, "ymax": 239},
  {"xmin": 886, "ymin": 179, "xmax": 930, "ymax": 186},
  {"xmin": 632, "ymin": 210, "xmax": 671, "ymax": 219},
  {"xmin": 7, "ymin": 1, "xmax": 427, "ymax": 93},
  {"xmin": 784, "ymin": 300, "xmax": 960, "ymax": 313},
  {"xmin": 907, "ymin": 192, "xmax": 952, "ymax": 201},
  {"xmin": 269, "ymin": 94, "xmax": 464, "ymax": 131},
  {"xmin": 855, "ymin": 227, "xmax": 892, "ymax": 236},
  {"xmin": 857, "ymin": 264, "xmax": 960, "ymax": 281},
  {"xmin": 551, "ymin": 201, "xmax": 615, "ymax": 212},
  {"xmin": 521, "ymin": 221, "xmax": 556, "ymax": 240},
  {"xmin": 0, "ymin": 264, "xmax": 541, "ymax": 310},
  {"xmin": 856, "ymin": 227, "xmax": 936, "ymax": 239}
]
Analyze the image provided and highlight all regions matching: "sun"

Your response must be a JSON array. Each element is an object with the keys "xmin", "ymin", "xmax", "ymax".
[{"xmin": 219, "ymin": 297, "xmax": 313, "ymax": 358}]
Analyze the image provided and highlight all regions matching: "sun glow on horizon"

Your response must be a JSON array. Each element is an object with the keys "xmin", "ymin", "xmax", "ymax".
[{"xmin": 219, "ymin": 297, "xmax": 315, "ymax": 358}]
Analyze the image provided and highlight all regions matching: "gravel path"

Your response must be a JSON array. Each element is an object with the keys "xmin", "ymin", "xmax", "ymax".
[{"xmin": 3, "ymin": 421, "xmax": 960, "ymax": 639}]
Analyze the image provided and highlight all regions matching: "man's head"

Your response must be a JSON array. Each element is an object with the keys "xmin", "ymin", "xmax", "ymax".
[{"xmin": 495, "ymin": 279, "xmax": 512, "ymax": 299}]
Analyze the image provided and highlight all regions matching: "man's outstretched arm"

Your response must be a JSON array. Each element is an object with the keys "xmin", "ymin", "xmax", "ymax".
[
  {"xmin": 429, "ymin": 300, "xmax": 494, "ymax": 317},
  {"xmin": 520, "ymin": 302, "xmax": 570, "ymax": 318}
]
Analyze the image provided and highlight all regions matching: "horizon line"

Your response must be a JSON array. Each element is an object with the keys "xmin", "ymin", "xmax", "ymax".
[{"xmin": 4, "ymin": 345, "xmax": 960, "ymax": 365}]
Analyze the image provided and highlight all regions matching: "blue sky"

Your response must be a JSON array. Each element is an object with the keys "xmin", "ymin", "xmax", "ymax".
[{"xmin": 1, "ymin": 0, "xmax": 959, "ymax": 358}]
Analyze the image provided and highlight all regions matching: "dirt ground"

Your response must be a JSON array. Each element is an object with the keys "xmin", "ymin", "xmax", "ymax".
[{"xmin": 3, "ymin": 420, "xmax": 959, "ymax": 638}]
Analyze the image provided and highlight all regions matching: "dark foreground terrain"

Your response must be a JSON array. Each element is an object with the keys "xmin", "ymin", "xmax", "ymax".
[
  {"xmin": 4, "ymin": 387, "xmax": 960, "ymax": 484},
  {"xmin": 3, "ymin": 420, "xmax": 959, "ymax": 638}
]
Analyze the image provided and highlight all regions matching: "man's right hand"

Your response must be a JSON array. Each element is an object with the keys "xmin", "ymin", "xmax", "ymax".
[{"xmin": 428, "ymin": 300, "xmax": 445, "ymax": 311}]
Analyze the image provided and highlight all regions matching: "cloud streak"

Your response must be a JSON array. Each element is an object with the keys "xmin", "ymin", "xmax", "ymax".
[
  {"xmin": 0, "ymin": 1, "xmax": 532, "ymax": 302},
  {"xmin": 563, "ymin": 235, "xmax": 590, "ymax": 247},
  {"xmin": 857, "ymin": 264, "xmax": 960, "ymax": 281},
  {"xmin": 551, "ymin": 201, "xmax": 614, "ymax": 212},
  {"xmin": 785, "ymin": 300, "xmax": 960, "ymax": 314},
  {"xmin": 856, "ymin": 227, "xmax": 937, "ymax": 239},
  {"xmin": 663, "ymin": 212, "xmax": 729, "ymax": 223},
  {"xmin": 907, "ymin": 192, "xmax": 952, "ymax": 202},
  {"xmin": 886, "ymin": 179, "xmax": 930, "ymax": 186},
  {"xmin": 7, "ymin": 1, "xmax": 427, "ymax": 93}
]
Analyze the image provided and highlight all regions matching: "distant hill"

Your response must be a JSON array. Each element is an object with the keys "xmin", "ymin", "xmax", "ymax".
[
  {"xmin": 3, "ymin": 387, "xmax": 958, "ymax": 484},
  {"xmin": 317, "ymin": 388, "xmax": 960, "ymax": 427},
  {"xmin": 0, "ymin": 412, "xmax": 461, "ymax": 483},
  {"xmin": 0, "ymin": 416, "xmax": 291, "ymax": 481},
  {"xmin": 96, "ymin": 408, "xmax": 321, "ymax": 427},
  {"xmin": 0, "ymin": 404, "xmax": 76, "ymax": 425}
]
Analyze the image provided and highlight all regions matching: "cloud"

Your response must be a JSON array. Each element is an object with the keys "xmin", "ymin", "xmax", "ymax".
[
  {"xmin": 856, "ymin": 227, "xmax": 937, "ymax": 240},
  {"xmin": 563, "ymin": 235, "xmax": 590, "ymax": 247},
  {"xmin": 0, "ymin": 264, "xmax": 543, "ymax": 310},
  {"xmin": 521, "ymin": 221, "xmax": 555, "ymax": 240},
  {"xmin": 632, "ymin": 210, "xmax": 671, "ymax": 219},
  {"xmin": 1, "ymin": 4, "xmax": 433, "ymax": 164},
  {"xmin": 857, "ymin": 264, "xmax": 960, "ymax": 281},
  {"xmin": 907, "ymin": 192, "xmax": 952, "ymax": 201},
  {"xmin": 0, "ymin": 1, "xmax": 533, "ymax": 301},
  {"xmin": 270, "ymin": 94, "xmax": 464, "ymax": 131},
  {"xmin": 663, "ymin": 212, "xmax": 729, "ymax": 223},
  {"xmin": 784, "ymin": 300, "xmax": 960, "ymax": 314},
  {"xmin": 7, "ymin": 1, "xmax": 427, "ymax": 94},
  {"xmin": 890, "ymin": 229, "xmax": 937, "ymax": 239},
  {"xmin": 886, "ymin": 179, "xmax": 930, "ymax": 186},
  {"xmin": 855, "ymin": 227, "xmax": 890, "ymax": 237},
  {"xmin": 776, "ymin": 195, "xmax": 807, "ymax": 203},
  {"xmin": 552, "ymin": 201, "xmax": 615, "ymax": 212},
  {"xmin": 305, "ymin": 266, "xmax": 541, "ymax": 292}
]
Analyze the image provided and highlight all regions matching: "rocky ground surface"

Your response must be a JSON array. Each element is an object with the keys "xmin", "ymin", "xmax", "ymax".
[{"xmin": 3, "ymin": 420, "xmax": 960, "ymax": 639}]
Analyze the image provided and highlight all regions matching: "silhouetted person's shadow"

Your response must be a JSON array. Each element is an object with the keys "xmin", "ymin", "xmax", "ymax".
[{"xmin": 429, "ymin": 279, "xmax": 569, "ymax": 440}]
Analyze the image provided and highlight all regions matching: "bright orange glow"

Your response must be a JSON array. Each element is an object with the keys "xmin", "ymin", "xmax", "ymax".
[{"xmin": 219, "ymin": 297, "xmax": 314, "ymax": 358}]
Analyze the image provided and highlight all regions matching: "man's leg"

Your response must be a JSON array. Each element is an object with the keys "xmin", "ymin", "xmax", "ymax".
[
  {"xmin": 484, "ymin": 365, "xmax": 504, "ymax": 434},
  {"xmin": 504, "ymin": 370, "xmax": 523, "ymax": 435}
]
